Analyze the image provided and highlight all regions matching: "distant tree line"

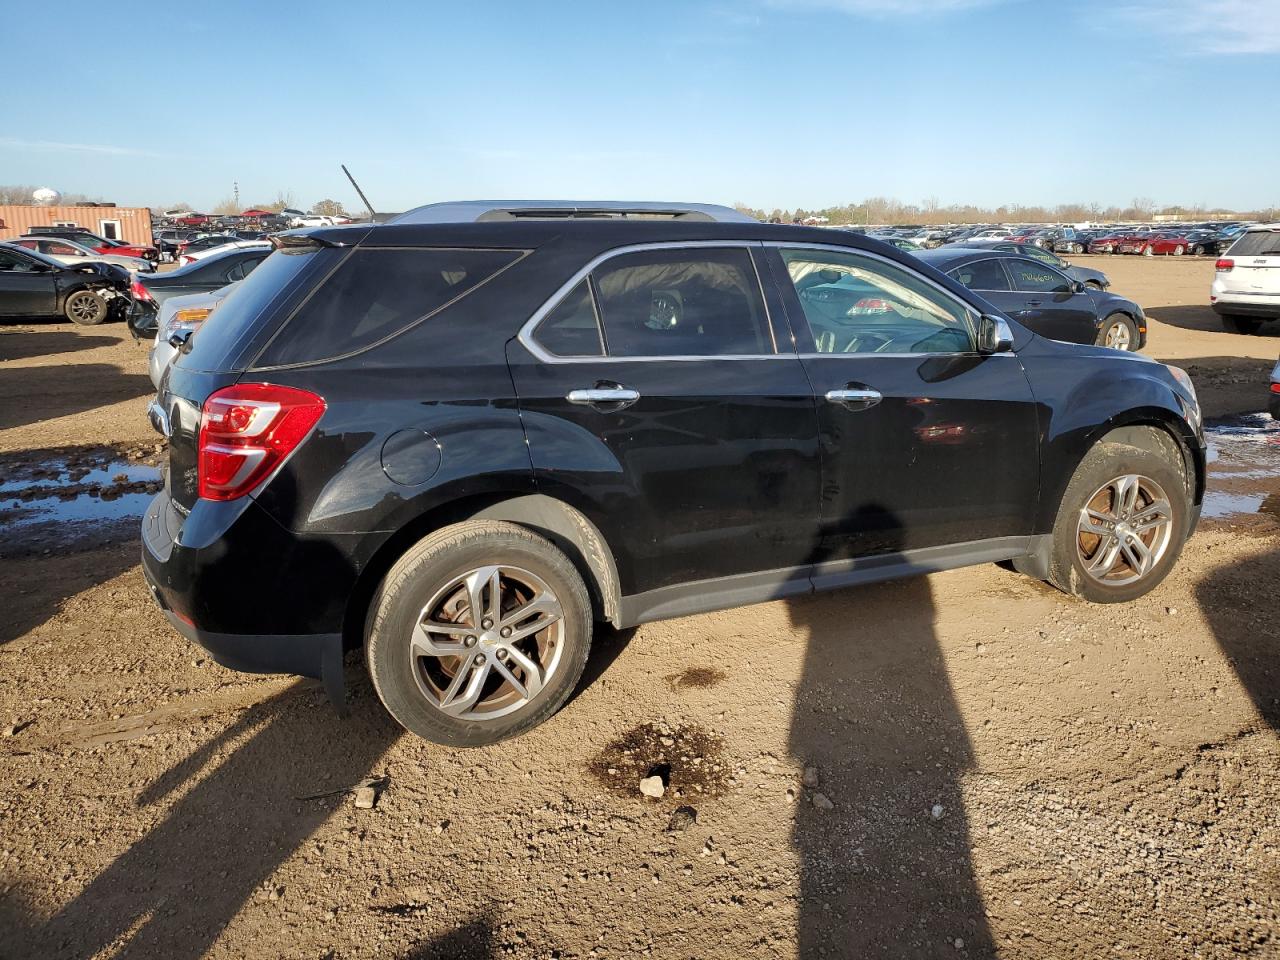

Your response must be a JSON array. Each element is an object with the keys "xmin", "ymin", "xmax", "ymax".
[
  {"xmin": 0, "ymin": 184, "xmax": 105, "ymax": 205},
  {"xmin": 734, "ymin": 196, "xmax": 1280, "ymax": 225},
  {"xmin": 0, "ymin": 185, "xmax": 350, "ymax": 219}
]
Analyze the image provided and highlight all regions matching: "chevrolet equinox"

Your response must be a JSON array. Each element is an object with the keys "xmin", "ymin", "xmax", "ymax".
[{"xmin": 142, "ymin": 201, "xmax": 1206, "ymax": 745}]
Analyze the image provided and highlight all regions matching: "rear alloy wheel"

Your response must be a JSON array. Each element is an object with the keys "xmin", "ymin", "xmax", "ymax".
[
  {"xmin": 1192, "ymin": 245, "xmax": 1204, "ymax": 256},
  {"xmin": 1142, "ymin": 243, "xmax": 1154, "ymax": 257},
  {"xmin": 366, "ymin": 520, "xmax": 592, "ymax": 746},
  {"xmin": 1047, "ymin": 440, "xmax": 1189, "ymax": 602},
  {"xmin": 1220, "ymin": 315, "xmax": 1262, "ymax": 335},
  {"xmin": 1098, "ymin": 313, "xmax": 1138, "ymax": 351},
  {"xmin": 64, "ymin": 289, "xmax": 108, "ymax": 325}
]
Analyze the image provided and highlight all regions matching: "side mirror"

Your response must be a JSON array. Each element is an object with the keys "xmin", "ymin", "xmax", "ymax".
[
  {"xmin": 1072, "ymin": 280, "xmax": 1086, "ymax": 294},
  {"xmin": 977, "ymin": 314, "xmax": 1014, "ymax": 354}
]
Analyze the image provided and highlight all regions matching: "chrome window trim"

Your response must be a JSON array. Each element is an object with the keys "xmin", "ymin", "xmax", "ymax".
[
  {"xmin": 518, "ymin": 240, "xmax": 788, "ymax": 364},
  {"xmin": 764, "ymin": 240, "xmax": 1005, "ymax": 359}
]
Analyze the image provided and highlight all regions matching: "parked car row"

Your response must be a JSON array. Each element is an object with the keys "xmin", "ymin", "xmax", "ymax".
[{"xmin": 863, "ymin": 221, "xmax": 1252, "ymax": 257}]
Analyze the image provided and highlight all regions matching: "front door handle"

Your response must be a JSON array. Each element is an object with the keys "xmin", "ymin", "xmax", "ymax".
[
  {"xmin": 824, "ymin": 387, "xmax": 882, "ymax": 411},
  {"xmin": 567, "ymin": 385, "xmax": 641, "ymax": 410}
]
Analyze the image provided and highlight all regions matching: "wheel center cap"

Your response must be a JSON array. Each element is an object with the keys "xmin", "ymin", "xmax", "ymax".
[{"xmin": 1115, "ymin": 522, "xmax": 1134, "ymax": 539}]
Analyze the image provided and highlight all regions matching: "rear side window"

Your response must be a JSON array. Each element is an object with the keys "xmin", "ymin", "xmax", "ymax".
[
  {"xmin": 255, "ymin": 247, "xmax": 522, "ymax": 367},
  {"xmin": 535, "ymin": 280, "xmax": 604, "ymax": 357},
  {"xmin": 1228, "ymin": 231, "xmax": 1280, "ymax": 257}
]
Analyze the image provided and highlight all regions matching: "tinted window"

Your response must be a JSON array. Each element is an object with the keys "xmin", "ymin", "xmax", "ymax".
[
  {"xmin": 1228, "ymin": 231, "xmax": 1280, "ymax": 257},
  {"xmin": 949, "ymin": 259, "xmax": 1010, "ymax": 291},
  {"xmin": 255, "ymin": 247, "xmax": 521, "ymax": 366},
  {"xmin": 0, "ymin": 250, "xmax": 37, "ymax": 272},
  {"xmin": 227, "ymin": 254, "xmax": 268, "ymax": 281},
  {"xmin": 591, "ymin": 248, "xmax": 771, "ymax": 357},
  {"xmin": 534, "ymin": 280, "xmax": 603, "ymax": 357},
  {"xmin": 1006, "ymin": 259, "xmax": 1072, "ymax": 294},
  {"xmin": 780, "ymin": 248, "xmax": 974, "ymax": 354},
  {"xmin": 181, "ymin": 248, "xmax": 330, "ymax": 373}
]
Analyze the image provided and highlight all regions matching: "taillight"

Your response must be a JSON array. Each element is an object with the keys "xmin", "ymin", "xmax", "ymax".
[
  {"xmin": 197, "ymin": 383, "xmax": 325, "ymax": 501},
  {"xmin": 1270, "ymin": 382, "xmax": 1280, "ymax": 394},
  {"xmin": 851, "ymin": 298, "xmax": 893, "ymax": 315},
  {"xmin": 1216, "ymin": 258, "xmax": 1234, "ymax": 271},
  {"xmin": 130, "ymin": 279, "xmax": 153, "ymax": 301}
]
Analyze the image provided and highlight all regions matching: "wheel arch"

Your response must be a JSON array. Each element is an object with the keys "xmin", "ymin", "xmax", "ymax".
[{"xmin": 343, "ymin": 492, "xmax": 622, "ymax": 652}]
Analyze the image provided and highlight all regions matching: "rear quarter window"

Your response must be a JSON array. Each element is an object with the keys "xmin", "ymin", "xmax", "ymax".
[{"xmin": 253, "ymin": 247, "xmax": 523, "ymax": 367}]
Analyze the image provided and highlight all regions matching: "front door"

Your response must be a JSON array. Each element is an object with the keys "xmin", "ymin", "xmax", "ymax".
[
  {"xmin": 762, "ymin": 244, "xmax": 1040, "ymax": 573},
  {"xmin": 508, "ymin": 243, "xmax": 821, "ymax": 600},
  {"xmin": 0, "ymin": 248, "xmax": 57, "ymax": 317},
  {"xmin": 1001, "ymin": 257, "xmax": 1099, "ymax": 344}
]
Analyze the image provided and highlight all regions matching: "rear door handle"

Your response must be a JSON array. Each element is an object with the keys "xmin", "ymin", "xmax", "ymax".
[
  {"xmin": 567, "ymin": 385, "xmax": 641, "ymax": 410},
  {"xmin": 824, "ymin": 387, "xmax": 882, "ymax": 411}
]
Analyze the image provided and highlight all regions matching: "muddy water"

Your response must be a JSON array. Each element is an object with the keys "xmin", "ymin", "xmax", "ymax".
[
  {"xmin": 1202, "ymin": 413, "xmax": 1280, "ymax": 527},
  {"xmin": 0, "ymin": 444, "xmax": 164, "ymax": 555}
]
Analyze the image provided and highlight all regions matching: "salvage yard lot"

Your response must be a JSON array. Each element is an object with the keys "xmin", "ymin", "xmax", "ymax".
[{"xmin": 1, "ymin": 256, "xmax": 1277, "ymax": 959}]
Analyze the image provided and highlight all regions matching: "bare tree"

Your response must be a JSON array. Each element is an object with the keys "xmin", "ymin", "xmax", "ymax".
[{"xmin": 311, "ymin": 199, "xmax": 348, "ymax": 217}]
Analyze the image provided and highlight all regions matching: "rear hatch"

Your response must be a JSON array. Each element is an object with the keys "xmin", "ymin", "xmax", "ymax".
[
  {"xmin": 157, "ymin": 236, "xmax": 346, "ymax": 512},
  {"xmin": 1221, "ymin": 228, "xmax": 1280, "ymax": 296}
]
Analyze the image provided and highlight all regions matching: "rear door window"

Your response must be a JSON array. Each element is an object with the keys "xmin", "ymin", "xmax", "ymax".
[
  {"xmin": 254, "ymin": 247, "xmax": 523, "ymax": 367},
  {"xmin": 949, "ymin": 259, "xmax": 1010, "ymax": 291},
  {"xmin": 591, "ymin": 248, "xmax": 773, "ymax": 357}
]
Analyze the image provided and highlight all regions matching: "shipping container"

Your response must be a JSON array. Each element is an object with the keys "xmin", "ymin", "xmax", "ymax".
[{"xmin": 0, "ymin": 205, "xmax": 154, "ymax": 247}]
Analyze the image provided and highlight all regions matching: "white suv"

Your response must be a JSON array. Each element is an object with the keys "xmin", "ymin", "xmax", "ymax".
[{"xmin": 1211, "ymin": 224, "xmax": 1280, "ymax": 334}]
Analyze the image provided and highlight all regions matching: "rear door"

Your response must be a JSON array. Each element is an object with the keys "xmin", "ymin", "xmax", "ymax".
[
  {"xmin": 508, "ymin": 242, "xmax": 821, "ymax": 599},
  {"xmin": 763, "ymin": 243, "xmax": 1039, "ymax": 571}
]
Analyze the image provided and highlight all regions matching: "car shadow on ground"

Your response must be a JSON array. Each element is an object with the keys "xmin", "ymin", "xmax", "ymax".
[
  {"xmin": 1195, "ymin": 545, "xmax": 1280, "ymax": 729},
  {"xmin": 0, "ymin": 329, "xmax": 118, "ymax": 362},
  {"xmin": 0, "ymin": 542, "xmax": 139, "ymax": 647},
  {"xmin": 0, "ymin": 363, "xmax": 153, "ymax": 431},
  {"xmin": 7, "ymin": 678, "xmax": 403, "ymax": 960},
  {"xmin": 1148, "ymin": 304, "xmax": 1280, "ymax": 338},
  {"xmin": 783, "ymin": 505, "xmax": 995, "ymax": 958},
  {"xmin": 397, "ymin": 911, "xmax": 497, "ymax": 959}
]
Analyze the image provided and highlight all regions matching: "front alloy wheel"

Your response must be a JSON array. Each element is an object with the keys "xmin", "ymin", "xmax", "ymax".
[
  {"xmin": 65, "ymin": 290, "xmax": 108, "ymax": 325},
  {"xmin": 1099, "ymin": 313, "xmax": 1137, "ymax": 351},
  {"xmin": 1076, "ymin": 474, "xmax": 1173, "ymax": 587}
]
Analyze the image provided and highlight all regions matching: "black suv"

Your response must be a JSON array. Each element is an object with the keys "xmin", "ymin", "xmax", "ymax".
[{"xmin": 142, "ymin": 201, "xmax": 1206, "ymax": 746}]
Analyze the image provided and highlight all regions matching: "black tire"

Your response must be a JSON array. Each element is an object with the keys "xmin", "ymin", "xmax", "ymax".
[
  {"xmin": 1191, "ymin": 245, "xmax": 1203, "ymax": 256},
  {"xmin": 1097, "ymin": 312, "xmax": 1138, "ymax": 351},
  {"xmin": 365, "ymin": 520, "xmax": 592, "ymax": 747},
  {"xmin": 64, "ymin": 289, "xmax": 108, "ymax": 325},
  {"xmin": 1046, "ymin": 438, "xmax": 1190, "ymax": 603},
  {"xmin": 1220, "ymin": 315, "xmax": 1262, "ymax": 335},
  {"xmin": 1172, "ymin": 245, "xmax": 1184, "ymax": 256}
]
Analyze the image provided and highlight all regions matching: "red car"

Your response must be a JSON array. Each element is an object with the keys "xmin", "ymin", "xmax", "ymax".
[
  {"xmin": 1127, "ymin": 233, "xmax": 1194, "ymax": 257},
  {"xmin": 173, "ymin": 213, "xmax": 212, "ymax": 227},
  {"xmin": 27, "ymin": 228, "xmax": 159, "ymax": 262}
]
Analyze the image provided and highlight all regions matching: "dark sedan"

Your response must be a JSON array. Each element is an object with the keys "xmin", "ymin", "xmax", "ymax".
[
  {"xmin": 918, "ymin": 249, "xmax": 1146, "ymax": 351},
  {"xmin": 948, "ymin": 242, "xmax": 1110, "ymax": 289},
  {"xmin": 0, "ymin": 241, "xmax": 132, "ymax": 324},
  {"xmin": 127, "ymin": 246, "xmax": 271, "ymax": 336}
]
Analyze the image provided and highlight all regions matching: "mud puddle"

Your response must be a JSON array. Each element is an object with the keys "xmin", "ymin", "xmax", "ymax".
[
  {"xmin": 0, "ymin": 443, "xmax": 165, "ymax": 555},
  {"xmin": 1202, "ymin": 413, "xmax": 1280, "ymax": 528}
]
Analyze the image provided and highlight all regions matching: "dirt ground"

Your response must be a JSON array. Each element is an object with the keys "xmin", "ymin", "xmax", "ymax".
[{"xmin": 0, "ymin": 255, "xmax": 1277, "ymax": 959}]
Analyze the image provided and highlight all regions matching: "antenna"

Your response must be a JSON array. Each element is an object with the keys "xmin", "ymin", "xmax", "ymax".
[{"xmin": 342, "ymin": 164, "xmax": 377, "ymax": 219}]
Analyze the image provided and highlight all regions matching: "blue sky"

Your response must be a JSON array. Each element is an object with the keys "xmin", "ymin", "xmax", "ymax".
[{"xmin": 2, "ymin": 0, "xmax": 1277, "ymax": 213}]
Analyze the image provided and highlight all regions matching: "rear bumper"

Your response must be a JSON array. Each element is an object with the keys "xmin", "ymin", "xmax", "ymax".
[
  {"xmin": 1211, "ymin": 300, "xmax": 1280, "ymax": 320},
  {"xmin": 141, "ymin": 489, "xmax": 356, "ymax": 707}
]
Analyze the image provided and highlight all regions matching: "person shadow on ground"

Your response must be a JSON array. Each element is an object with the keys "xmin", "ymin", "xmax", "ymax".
[
  {"xmin": 13, "ymin": 676, "xmax": 402, "ymax": 960},
  {"xmin": 785, "ymin": 504, "xmax": 997, "ymax": 958}
]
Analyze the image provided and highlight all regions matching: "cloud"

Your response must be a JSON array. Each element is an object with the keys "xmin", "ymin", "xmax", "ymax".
[
  {"xmin": 0, "ymin": 137, "xmax": 163, "ymax": 158},
  {"xmin": 1116, "ymin": 1, "xmax": 1280, "ymax": 54},
  {"xmin": 763, "ymin": 0, "xmax": 1009, "ymax": 17}
]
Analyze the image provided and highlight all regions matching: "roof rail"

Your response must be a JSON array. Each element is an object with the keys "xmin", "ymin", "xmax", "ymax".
[{"xmin": 388, "ymin": 200, "xmax": 757, "ymax": 225}]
